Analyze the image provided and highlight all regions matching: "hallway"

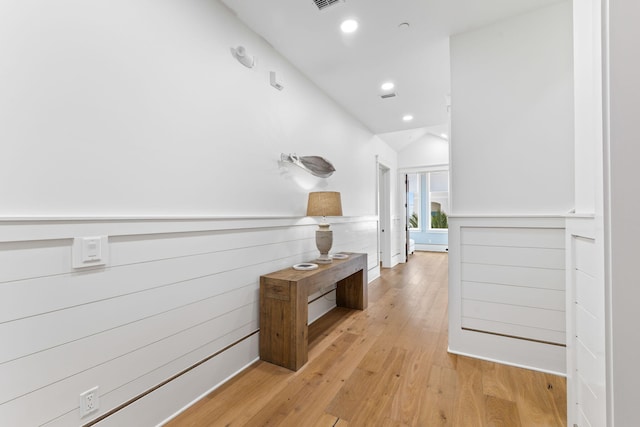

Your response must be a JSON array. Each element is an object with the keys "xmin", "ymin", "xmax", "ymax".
[{"xmin": 167, "ymin": 252, "xmax": 566, "ymax": 426}]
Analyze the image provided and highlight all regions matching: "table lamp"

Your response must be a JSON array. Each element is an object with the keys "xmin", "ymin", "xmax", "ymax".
[{"xmin": 306, "ymin": 191, "xmax": 343, "ymax": 264}]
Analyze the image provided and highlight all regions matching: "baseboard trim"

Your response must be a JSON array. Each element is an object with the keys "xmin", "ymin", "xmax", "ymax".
[
  {"xmin": 447, "ymin": 346, "xmax": 567, "ymax": 377},
  {"xmin": 414, "ymin": 244, "xmax": 448, "ymax": 252}
]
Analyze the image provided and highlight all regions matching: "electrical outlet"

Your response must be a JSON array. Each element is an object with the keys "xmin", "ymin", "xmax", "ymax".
[{"xmin": 79, "ymin": 386, "xmax": 99, "ymax": 418}]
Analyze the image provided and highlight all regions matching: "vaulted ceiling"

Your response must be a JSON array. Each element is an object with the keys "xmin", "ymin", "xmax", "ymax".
[{"xmin": 221, "ymin": 0, "xmax": 563, "ymax": 149}]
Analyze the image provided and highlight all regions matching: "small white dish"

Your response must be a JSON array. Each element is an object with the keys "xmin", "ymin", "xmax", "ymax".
[
  {"xmin": 293, "ymin": 263, "xmax": 319, "ymax": 271},
  {"xmin": 331, "ymin": 253, "xmax": 349, "ymax": 259}
]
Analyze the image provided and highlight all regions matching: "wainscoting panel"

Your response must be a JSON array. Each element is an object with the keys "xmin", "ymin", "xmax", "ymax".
[
  {"xmin": 462, "ymin": 281, "xmax": 565, "ymax": 311},
  {"xmin": 462, "ymin": 245, "xmax": 565, "ymax": 270},
  {"xmin": 462, "ymin": 300, "xmax": 565, "ymax": 331},
  {"xmin": 0, "ymin": 216, "xmax": 378, "ymax": 427},
  {"xmin": 460, "ymin": 226, "xmax": 565, "ymax": 248},
  {"xmin": 565, "ymin": 215, "xmax": 606, "ymax": 427},
  {"xmin": 460, "ymin": 318, "xmax": 566, "ymax": 345},
  {"xmin": 449, "ymin": 216, "xmax": 567, "ymax": 374},
  {"xmin": 460, "ymin": 222, "xmax": 566, "ymax": 345},
  {"xmin": 461, "ymin": 263, "xmax": 565, "ymax": 290}
]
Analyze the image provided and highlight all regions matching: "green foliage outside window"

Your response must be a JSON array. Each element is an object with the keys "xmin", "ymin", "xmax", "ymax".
[
  {"xmin": 409, "ymin": 212, "xmax": 419, "ymax": 228},
  {"xmin": 431, "ymin": 211, "xmax": 448, "ymax": 229}
]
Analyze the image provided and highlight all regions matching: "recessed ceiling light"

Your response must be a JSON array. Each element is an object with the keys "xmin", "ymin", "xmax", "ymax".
[
  {"xmin": 402, "ymin": 115, "xmax": 414, "ymax": 122},
  {"xmin": 381, "ymin": 82, "xmax": 395, "ymax": 91},
  {"xmin": 398, "ymin": 22, "xmax": 410, "ymax": 30},
  {"xmin": 340, "ymin": 19, "xmax": 359, "ymax": 34}
]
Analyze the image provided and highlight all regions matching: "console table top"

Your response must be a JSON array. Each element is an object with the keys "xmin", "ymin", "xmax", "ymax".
[{"xmin": 260, "ymin": 252, "xmax": 366, "ymax": 282}]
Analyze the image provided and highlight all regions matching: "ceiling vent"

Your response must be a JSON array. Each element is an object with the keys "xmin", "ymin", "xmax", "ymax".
[
  {"xmin": 380, "ymin": 93, "xmax": 397, "ymax": 99},
  {"xmin": 313, "ymin": 0, "xmax": 342, "ymax": 11}
]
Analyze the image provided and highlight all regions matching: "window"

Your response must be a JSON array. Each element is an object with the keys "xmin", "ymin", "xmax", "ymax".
[
  {"xmin": 407, "ymin": 171, "xmax": 449, "ymax": 231},
  {"xmin": 428, "ymin": 171, "xmax": 449, "ymax": 230}
]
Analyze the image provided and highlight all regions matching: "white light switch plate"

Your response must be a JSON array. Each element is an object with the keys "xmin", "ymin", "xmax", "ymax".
[{"xmin": 72, "ymin": 236, "xmax": 109, "ymax": 269}]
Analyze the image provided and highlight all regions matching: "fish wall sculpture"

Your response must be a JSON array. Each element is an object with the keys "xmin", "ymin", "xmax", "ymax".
[{"xmin": 280, "ymin": 153, "xmax": 336, "ymax": 178}]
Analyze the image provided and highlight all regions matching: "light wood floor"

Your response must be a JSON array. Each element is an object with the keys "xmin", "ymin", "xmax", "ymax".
[{"xmin": 166, "ymin": 252, "xmax": 567, "ymax": 427}]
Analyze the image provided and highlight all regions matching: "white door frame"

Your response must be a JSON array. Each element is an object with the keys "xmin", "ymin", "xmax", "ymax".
[
  {"xmin": 399, "ymin": 165, "xmax": 450, "ymax": 254},
  {"xmin": 377, "ymin": 157, "xmax": 392, "ymax": 268}
]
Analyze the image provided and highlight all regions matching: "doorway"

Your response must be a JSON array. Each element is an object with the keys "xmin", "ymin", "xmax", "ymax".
[
  {"xmin": 404, "ymin": 168, "xmax": 450, "ymax": 253},
  {"xmin": 377, "ymin": 160, "xmax": 392, "ymax": 268}
]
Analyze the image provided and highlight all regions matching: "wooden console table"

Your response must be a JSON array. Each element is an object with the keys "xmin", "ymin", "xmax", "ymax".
[{"xmin": 259, "ymin": 252, "xmax": 368, "ymax": 371}]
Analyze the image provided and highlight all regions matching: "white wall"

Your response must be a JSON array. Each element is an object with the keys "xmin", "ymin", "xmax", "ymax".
[
  {"xmin": 448, "ymin": 1, "xmax": 574, "ymax": 373},
  {"xmin": 0, "ymin": 0, "xmax": 395, "ymax": 217},
  {"xmin": 573, "ymin": 0, "xmax": 603, "ymax": 215},
  {"xmin": 397, "ymin": 134, "xmax": 449, "ymax": 170},
  {"xmin": 0, "ymin": 1, "xmax": 397, "ymax": 425},
  {"xmin": 450, "ymin": 1, "xmax": 574, "ymax": 215},
  {"xmin": 607, "ymin": 1, "xmax": 640, "ymax": 424}
]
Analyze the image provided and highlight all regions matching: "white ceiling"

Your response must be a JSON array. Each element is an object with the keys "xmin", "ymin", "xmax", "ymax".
[{"xmin": 221, "ymin": 0, "xmax": 562, "ymax": 149}]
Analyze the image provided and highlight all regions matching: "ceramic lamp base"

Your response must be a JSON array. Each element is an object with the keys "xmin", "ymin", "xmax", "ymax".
[{"xmin": 315, "ymin": 224, "xmax": 333, "ymax": 264}]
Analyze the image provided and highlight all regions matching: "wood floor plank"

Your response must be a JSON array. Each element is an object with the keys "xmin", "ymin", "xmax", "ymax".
[
  {"xmin": 343, "ymin": 346, "xmax": 408, "ymax": 425},
  {"xmin": 388, "ymin": 340, "xmax": 438, "ymax": 425},
  {"xmin": 515, "ymin": 369, "xmax": 564, "ymax": 427},
  {"xmin": 242, "ymin": 333, "xmax": 361, "ymax": 427},
  {"xmin": 415, "ymin": 364, "xmax": 458, "ymax": 426},
  {"xmin": 452, "ymin": 356, "xmax": 487, "ymax": 427},
  {"xmin": 485, "ymin": 395, "xmax": 522, "ymax": 427},
  {"xmin": 481, "ymin": 360, "xmax": 519, "ymax": 402},
  {"xmin": 379, "ymin": 418, "xmax": 410, "ymax": 427},
  {"xmin": 544, "ymin": 372, "xmax": 568, "ymax": 426},
  {"xmin": 310, "ymin": 413, "xmax": 339, "ymax": 427},
  {"xmin": 166, "ymin": 252, "xmax": 567, "ymax": 427},
  {"xmin": 432, "ymin": 331, "xmax": 458, "ymax": 371},
  {"xmin": 325, "ymin": 367, "xmax": 378, "ymax": 419}
]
